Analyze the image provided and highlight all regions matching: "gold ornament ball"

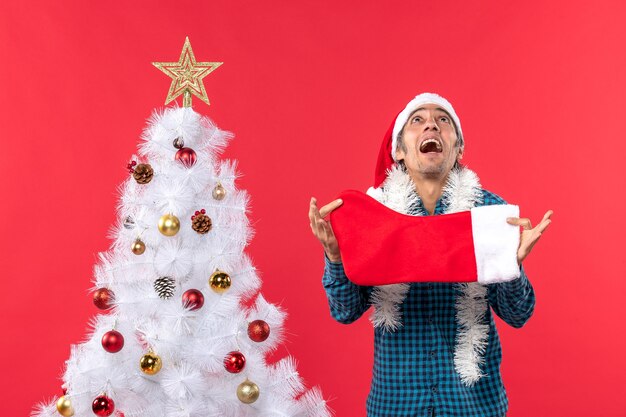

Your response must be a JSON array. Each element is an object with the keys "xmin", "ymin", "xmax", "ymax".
[
  {"xmin": 158, "ymin": 213, "xmax": 180, "ymax": 236},
  {"xmin": 139, "ymin": 352, "xmax": 163, "ymax": 375},
  {"xmin": 212, "ymin": 183, "xmax": 226, "ymax": 201},
  {"xmin": 237, "ymin": 380, "xmax": 260, "ymax": 404},
  {"xmin": 131, "ymin": 239, "xmax": 146, "ymax": 255},
  {"xmin": 209, "ymin": 270, "xmax": 231, "ymax": 293},
  {"xmin": 56, "ymin": 395, "xmax": 74, "ymax": 417}
]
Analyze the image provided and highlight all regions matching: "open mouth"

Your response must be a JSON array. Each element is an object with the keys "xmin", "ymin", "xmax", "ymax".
[{"xmin": 419, "ymin": 138, "xmax": 443, "ymax": 153}]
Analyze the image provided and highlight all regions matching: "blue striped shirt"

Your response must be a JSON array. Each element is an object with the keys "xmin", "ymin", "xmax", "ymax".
[{"xmin": 322, "ymin": 189, "xmax": 535, "ymax": 417}]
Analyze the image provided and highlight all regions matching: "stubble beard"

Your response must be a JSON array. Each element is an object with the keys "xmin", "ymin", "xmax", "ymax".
[
  {"xmin": 414, "ymin": 146, "xmax": 460, "ymax": 179},
  {"xmin": 414, "ymin": 157, "xmax": 449, "ymax": 180}
]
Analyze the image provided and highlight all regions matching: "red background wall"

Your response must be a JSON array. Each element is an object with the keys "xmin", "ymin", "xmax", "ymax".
[{"xmin": 1, "ymin": 1, "xmax": 625, "ymax": 416}]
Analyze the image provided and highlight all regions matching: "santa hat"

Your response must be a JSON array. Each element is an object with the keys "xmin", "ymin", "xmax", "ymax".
[{"xmin": 374, "ymin": 93, "xmax": 464, "ymax": 188}]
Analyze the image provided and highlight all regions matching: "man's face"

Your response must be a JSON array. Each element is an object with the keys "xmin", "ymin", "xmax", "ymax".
[{"xmin": 395, "ymin": 103, "xmax": 463, "ymax": 179}]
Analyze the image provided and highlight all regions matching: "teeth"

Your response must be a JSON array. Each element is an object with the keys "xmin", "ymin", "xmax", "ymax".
[{"xmin": 420, "ymin": 138, "xmax": 442, "ymax": 151}]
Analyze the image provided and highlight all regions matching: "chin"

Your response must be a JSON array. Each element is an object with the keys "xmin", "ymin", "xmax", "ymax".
[
  {"xmin": 406, "ymin": 157, "xmax": 451, "ymax": 176},
  {"xmin": 418, "ymin": 166, "xmax": 447, "ymax": 176}
]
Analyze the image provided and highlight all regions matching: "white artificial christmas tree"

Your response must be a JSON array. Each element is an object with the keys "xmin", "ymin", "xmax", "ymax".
[{"xmin": 33, "ymin": 38, "xmax": 331, "ymax": 417}]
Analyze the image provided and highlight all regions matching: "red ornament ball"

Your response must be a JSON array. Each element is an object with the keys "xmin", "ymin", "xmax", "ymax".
[
  {"xmin": 247, "ymin": 320, "xmax": 270, "ymax": 342},
  {"xmin": 175, "ymin": 147, "xmax": 197, "ymax": 167},
  {"xmin": 101, "ymin": 330, "xmax": 124, "ymax": 353},
  {"xmin": 93, "ymin": 288, "xmax": 114, "ymax": 310},
  {"xmin": 92, "ymin": 395, "xmax": 115, "ymax": 416},
  {"xmin": 182, "ymin": 289, "xmax": 204, "ymax": 310},
  {"xmin": 224, "ymin": 351, "xmax": 246, "ymax": 373}
]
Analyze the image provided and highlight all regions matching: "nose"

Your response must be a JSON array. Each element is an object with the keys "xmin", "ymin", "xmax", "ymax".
[{"xmin": 424, "ymin": 115, "xmax": 440, "ymax": 132}]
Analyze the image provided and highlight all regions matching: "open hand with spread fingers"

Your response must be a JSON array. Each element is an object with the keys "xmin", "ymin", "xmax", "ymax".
[
  {"xmin": 309, "ymin": 197, "xmax": 343, "ymax": 262},
  {"xmin": 506, "ymin": 210, "xmax": 553, "ymax": 265}
]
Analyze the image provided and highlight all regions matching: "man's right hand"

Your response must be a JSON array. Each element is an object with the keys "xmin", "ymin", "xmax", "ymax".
[{"xmin": 309, "ymin": 197, "xmax": 343, "ymax": 262}]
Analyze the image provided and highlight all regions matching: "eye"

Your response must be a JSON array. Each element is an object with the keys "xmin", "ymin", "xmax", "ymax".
[
  {"xmin": 411, "ymin": 116, "xmax": 422, "ymax": 123},
  {"xmin": 439, "ymin": 116, "xmax": 449, "ymax": 123}
]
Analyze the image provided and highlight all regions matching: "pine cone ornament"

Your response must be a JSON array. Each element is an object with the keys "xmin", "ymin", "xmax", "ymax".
[
  {"xmin": 132, "ymin": 163, "xmax": 154, "ymax": 184},
  {"xmin": 191, "ymin": 209, "xmax": 212, "ymax": 234},
  {"xmin": 154, "ymin": 277, "xmax": 175, "ymax": 299}
]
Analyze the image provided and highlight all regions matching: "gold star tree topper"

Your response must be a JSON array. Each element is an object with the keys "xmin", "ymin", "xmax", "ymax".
[{"xmin": 153, "ymin": 37, "xmax": 222, "ymax": 107}]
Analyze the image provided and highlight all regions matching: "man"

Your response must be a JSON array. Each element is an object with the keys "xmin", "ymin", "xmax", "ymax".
[{"xmin": 308, "ymin": 93, "xmax": 553, "ymax": 417}]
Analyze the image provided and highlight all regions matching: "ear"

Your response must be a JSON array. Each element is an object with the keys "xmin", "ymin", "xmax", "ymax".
[
  {"xmin": 395, "ymin": 146, "xmax": 405, "ymax": 162},
  {"xmin": 456, "ymin": 147, "xmax": 464, "ymax": 161}
]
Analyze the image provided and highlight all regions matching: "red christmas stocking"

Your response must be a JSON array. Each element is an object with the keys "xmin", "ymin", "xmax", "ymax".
[{"xmin": 329, "ymin": 190, "xmax": 521, "ymax": 286}]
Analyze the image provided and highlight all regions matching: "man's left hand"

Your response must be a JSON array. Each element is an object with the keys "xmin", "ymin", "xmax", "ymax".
[{"xmin": 506, "ymin": 210, "xmax": 553, "ymax": 265}]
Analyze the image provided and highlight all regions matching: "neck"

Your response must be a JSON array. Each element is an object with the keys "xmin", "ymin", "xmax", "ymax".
[{"xmin": 410, "ymin": 172, "xmax": 450, "ymax": 215}]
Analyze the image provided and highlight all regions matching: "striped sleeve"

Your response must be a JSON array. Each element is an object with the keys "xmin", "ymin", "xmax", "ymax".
[
  {"xmin": 322, "ymin": 253, "xmax": 373, "ymax": 324},
  {"xmin": 481, "ymin": 189, "xmax": 536, "ymax": 328}
]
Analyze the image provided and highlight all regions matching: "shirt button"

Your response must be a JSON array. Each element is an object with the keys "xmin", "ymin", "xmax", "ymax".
[
  {"xmin": 430, "ymin": 351, "xmax": 436, "ymax": 358},
  {"xmin": 428, "ymin": 316, "xmax": 434, "ymax": 324},
  {"xmin": 432, "ymin": 386, "xmax": 438, "ymax": 393},
  {"xmin": 428, "ymin": 284, "xmax": 434, "ymax": 290}
]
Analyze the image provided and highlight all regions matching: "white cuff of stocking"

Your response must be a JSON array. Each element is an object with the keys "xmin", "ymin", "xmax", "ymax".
[{"xmin": 471, "ymin": 204, "xmax": 521, "ymax": 284}]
